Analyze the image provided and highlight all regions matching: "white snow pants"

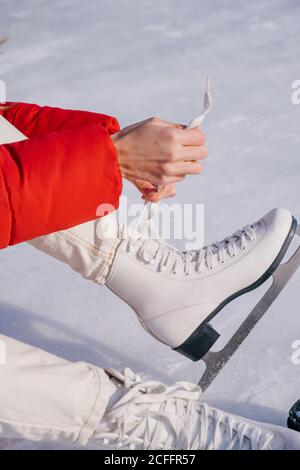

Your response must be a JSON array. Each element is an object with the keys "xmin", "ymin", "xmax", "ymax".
[{"xmin": 0, "ymin": 214, "xmax": 120, "ymax": 445}]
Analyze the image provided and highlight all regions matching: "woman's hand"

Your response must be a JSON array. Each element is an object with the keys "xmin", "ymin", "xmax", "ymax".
[
  {"xmin": 111, "ymin": 117, "xmax": 207, "ymax": 201},
  {"xmin": 131, "ymin": 179, "xmax": 176, "ymax": 202}
]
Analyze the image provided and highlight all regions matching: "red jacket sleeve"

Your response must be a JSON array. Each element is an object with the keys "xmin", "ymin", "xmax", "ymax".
[
  {"xmin": 2, "ymin": 102, "xmax": 120, "ymax": 137},
  {"xmin": 0, "ymin": 103, "xmax": 122, "ymax": 248}
]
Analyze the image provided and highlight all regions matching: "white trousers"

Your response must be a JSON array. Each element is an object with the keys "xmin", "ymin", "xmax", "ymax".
[{"xmin": 0, "ymin": 214, "xmax": 120, "ymax": 445}]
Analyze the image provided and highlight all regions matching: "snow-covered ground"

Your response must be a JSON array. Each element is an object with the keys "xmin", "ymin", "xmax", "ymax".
[{"xmin": 0, "ymin": 0, "xmax": 300, "ymax": 449}]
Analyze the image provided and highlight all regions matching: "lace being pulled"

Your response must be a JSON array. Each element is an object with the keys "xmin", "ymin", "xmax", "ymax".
[
  {"xmin": 123, "ymin": 203, "xmax": 258, "ymax": 275},
  {"xmin": 118, "ymin": 77, "xmax": 257, "ymax": 275}
]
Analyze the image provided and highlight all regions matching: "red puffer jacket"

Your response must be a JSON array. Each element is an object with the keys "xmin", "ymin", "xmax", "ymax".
[{"xmin": 0, "ymin": 102, "xmax": 122, "ymax": 248}]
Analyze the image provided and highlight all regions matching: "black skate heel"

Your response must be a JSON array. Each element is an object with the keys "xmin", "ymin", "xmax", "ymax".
[
  {"xmin": 174, "ymin": 216, "xmax": 298, "ymax": 363},
  {"xmin": 173, "ymin": 323, "xmax": 220, "ymax": 362}
]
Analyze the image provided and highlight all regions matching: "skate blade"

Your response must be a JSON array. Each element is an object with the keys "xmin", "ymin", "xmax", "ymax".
[
  {"xmin": 198, "ymin": 223, "xmax": 300, "ymax": 392},
  {"xmin": 174, "ymin": 217, "xmax": 297, "ymax": 362}
]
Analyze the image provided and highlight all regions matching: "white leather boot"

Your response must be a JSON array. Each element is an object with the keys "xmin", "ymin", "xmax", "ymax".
[
  {"xmin": 106, "ymin": 207, "xmax": 297, "ymax": 361},
  {"xmin": 94, "ymin": 367, "xmax": 300, "ymax": 450}
]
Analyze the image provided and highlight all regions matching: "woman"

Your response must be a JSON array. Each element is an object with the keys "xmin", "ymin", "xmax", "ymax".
[{"xmin": 0, "ymin": 98, "xmax": 299, "ymax": 449}]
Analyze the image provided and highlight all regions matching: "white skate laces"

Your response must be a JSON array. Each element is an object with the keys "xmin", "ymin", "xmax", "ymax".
[
  {"xmin": 119, "ymin": 78, "xmax": 259, "ymax": 275},
  {"xmin": 122, "ymin": 204, "xmax": 259, "ymax": 275},
  {"xmin": 187, "ymin": 76, "xmax": 212, "ymax": 129},
  {"xmin": 95, "ymin": 368, "xmax": 277, "ymax": 450}
]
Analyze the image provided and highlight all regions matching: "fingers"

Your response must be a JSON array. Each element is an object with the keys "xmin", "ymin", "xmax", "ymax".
[
  {"xmin": 179, "ymin": 145, "xmax": 208, "ymax": 161},
  {"xmin": 157, "ymin": 127, "xmax": 207, "ymax": 163},
  {"xmin": 120, "ymin": 116, "xmax": 209, "ymax": 194},
  {"xmin": 157, "ymin": 184, "xmax": 176, "ymax": 199},
  {"xmin": 157, "ymin": 175, "xmax": 185, "ymax": 185},
  {"xmin": 132, "ymin": 178, "xmax": 157, "ymax": 192},
  {"xmin": 128, "ymin": 169, "xmax": 185, "ymax": 187},
  {"xmin": 145, "ymin": 161, "xmax": 205, "ymax": 185},
  {"xmin": 178, "ymin": 162, "xmax": 203, "ymax": 175},
  {"xmin": 142, "ymin": 184, "xmax": 176, "ymax": 202},
  {"xmin": 161, "ymin": 162, "xmax": 203, "ymax": 177},
  {"xmin": 174, "ymin": 127, "xmax": 206, "ymax": 146},
  {"xmin": 145, "ymin": 117, "xmax": 184, "ymax": 129},
  {"xmin": 126, "ymin": 153, "xmax": 206, "ymax": 185},
  {"xmin": 131, "ymin": 178, "xmax": 177, "ymax": 201}
]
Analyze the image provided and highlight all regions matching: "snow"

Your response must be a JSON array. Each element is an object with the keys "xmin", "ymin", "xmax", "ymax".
[{"xmin": 0, "ymin": 0, "xmax": 300, "ymax": 449}]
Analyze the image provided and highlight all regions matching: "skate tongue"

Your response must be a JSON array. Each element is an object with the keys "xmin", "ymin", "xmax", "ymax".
[{"xmin": 139, "ymin": 238, "xmax": 187, "ymax": 272}]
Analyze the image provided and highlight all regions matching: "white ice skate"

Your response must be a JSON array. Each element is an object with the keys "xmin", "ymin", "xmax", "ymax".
[
  {"xmin": 107, "ymin": 207, "xmax": 298, "ymax": 363},
  {"xmin": 94, "ymin": 367, "xmax": 300, "ymax": 450},
  {"xmin": 1, "ymin": 83, "xmax": 300, "ymax": 391},
  {"xmin": 105, "ymin": 80, "xmax": 300, "ymax": 375}
]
